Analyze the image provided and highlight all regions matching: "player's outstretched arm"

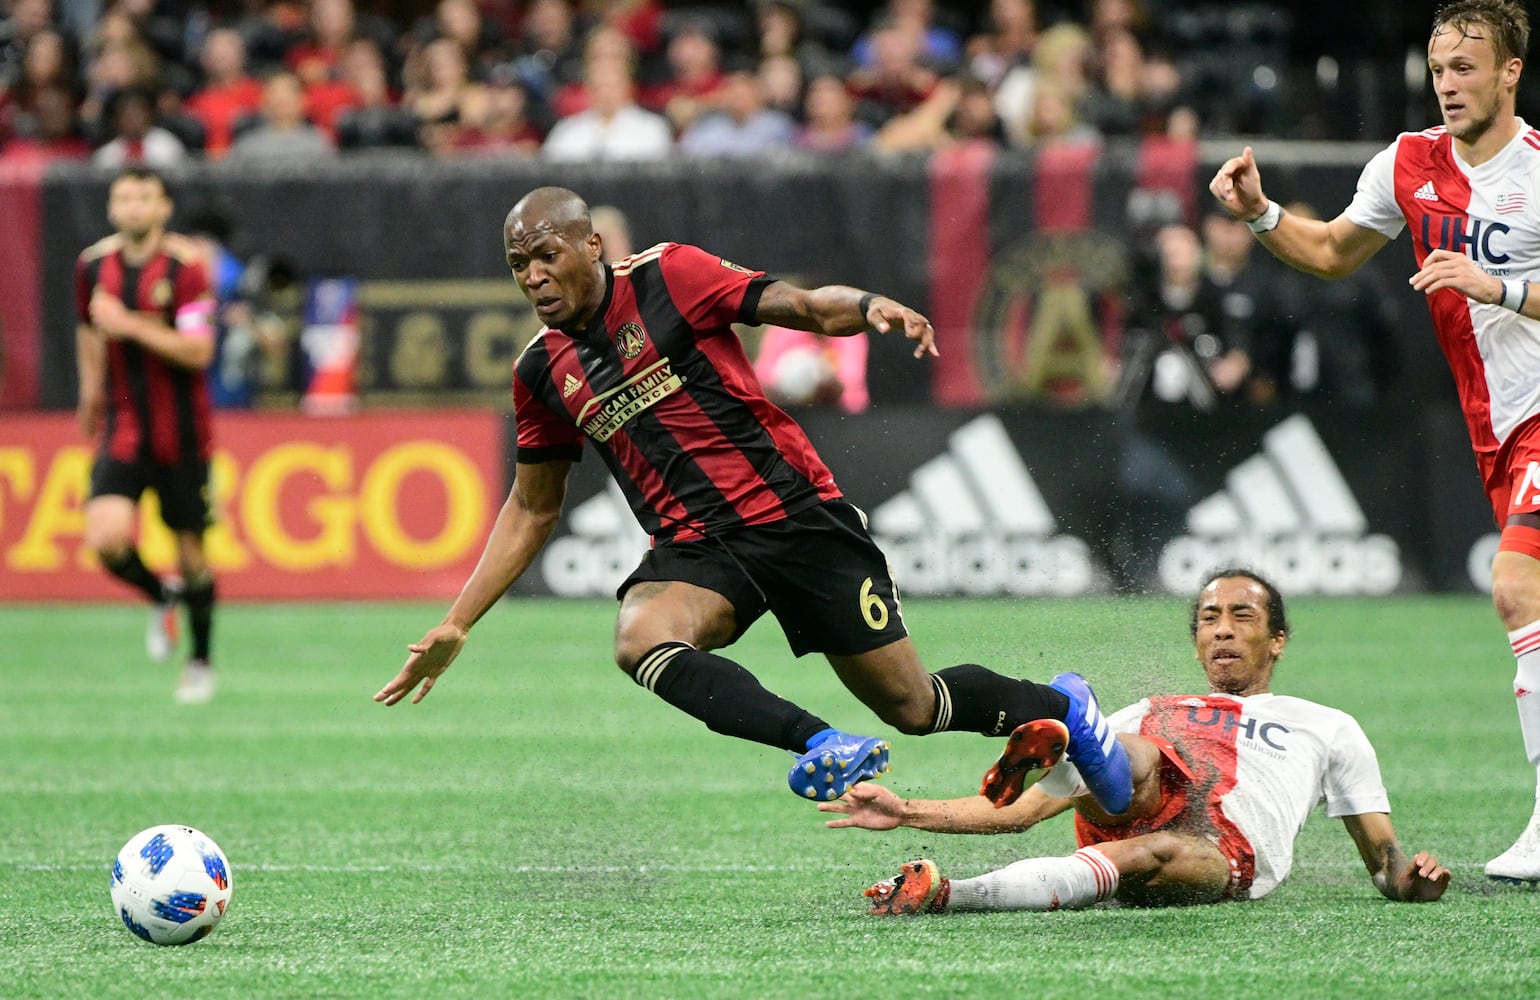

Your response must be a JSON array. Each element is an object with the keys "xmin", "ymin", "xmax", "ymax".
[
  {"xmin": 375, "ymin": 459, "xmax": 572, "ymax": 706},
  {"xmin": 1208, "ymin": 146, "xmax": 1389, "ymax": 279},
  {"xmin": 820, "ymin": 782, "xmax": 1071, "ymax": 834},
  {"xmin": 1341, "ymin": 813, "xmax": 1451, "ymax": 902},
  {"xmin": 755, "ymin": 280, "xmax": 938, "ymax": 359}
]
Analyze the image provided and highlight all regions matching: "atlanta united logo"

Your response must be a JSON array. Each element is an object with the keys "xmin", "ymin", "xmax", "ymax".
[
  {"xmin": 150, "ymin": 279, "xmax": 173, "ymax": 308},
  {"xmin": 615, "ymin": 322, "xmax": 646, "ymax": 359}
]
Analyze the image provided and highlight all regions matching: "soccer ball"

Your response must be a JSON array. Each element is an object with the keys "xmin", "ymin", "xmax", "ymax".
[{"xmin": 110, "ymin": 825, "xmax": 232, "ymax": 945}]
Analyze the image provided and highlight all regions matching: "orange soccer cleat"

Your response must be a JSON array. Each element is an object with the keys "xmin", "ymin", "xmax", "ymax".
[
  {"xmin": 866, "ymin": 859, "xmax": 949, "ymax": 915},
  {"xmin": 979, "ymin": 717, "xmax": 1069, "ymax": 808}
]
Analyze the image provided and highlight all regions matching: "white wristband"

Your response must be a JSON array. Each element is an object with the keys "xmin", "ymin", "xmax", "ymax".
[
  {"xmin": 1245, "ymin": 200, "xmax": 1283, "ymax": 234},
  {"xmin": 1501, "ymin": 279, "xmax": 1530, "ymax": 313}
]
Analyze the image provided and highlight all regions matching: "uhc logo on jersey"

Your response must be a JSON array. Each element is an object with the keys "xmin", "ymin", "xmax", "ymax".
[
  {"xmin": 1422, "ymin": 213, "xmax": 1512, "ymax": 265},
  {"xmin": 1184, "ymin": 703, "xmax": 1289, "ymax": 751},
  {"xmin": 614, "ymin": 322, "xmax": 647, "ymax": 359}
]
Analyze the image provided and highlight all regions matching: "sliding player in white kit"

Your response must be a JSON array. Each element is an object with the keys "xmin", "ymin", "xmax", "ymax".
[
  {"xmin": 1209, "ymin": 0, "xmax": 1540, "ymax": 883},
  {"xmin": 822, "ymin": 571, "xmax": 1450, "ymax": 913}
]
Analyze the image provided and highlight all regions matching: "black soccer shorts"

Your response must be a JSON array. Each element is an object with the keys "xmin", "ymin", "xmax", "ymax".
[
  {"xmin": 90, "ymin": 455, "xmax": 213, "ymax": 533},
  {"xmin": 618, "ymin": 499, "xmax": 909, "ymax": 657}
]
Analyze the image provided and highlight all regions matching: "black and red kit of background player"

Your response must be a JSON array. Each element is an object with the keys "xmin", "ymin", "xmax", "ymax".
[{"xmin": 74, "ymin": 167, "xmax": 219, "ymax": 702}]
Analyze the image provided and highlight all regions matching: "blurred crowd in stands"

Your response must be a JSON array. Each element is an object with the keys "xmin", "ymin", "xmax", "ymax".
[
  {"xmin": 5, "ymin": 0, "xmax": 1411, "ymax": 421},
  {"xmin": 0, "ymin": 0, "xmax": 1319, "ymax": 166}
]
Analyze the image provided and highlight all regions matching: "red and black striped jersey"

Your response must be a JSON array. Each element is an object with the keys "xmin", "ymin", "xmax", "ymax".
[
  {"xmin": 75, "ymin": 233, "xmax": 214, "ymax": 464},
  {"xmin": 513, "ymin": 242, "xmax": 842, "ymax": 543}
]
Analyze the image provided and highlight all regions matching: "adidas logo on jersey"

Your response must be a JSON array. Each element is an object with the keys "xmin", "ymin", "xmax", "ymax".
[
  {"xmin": 1414, "ymin": 180, "xmax": 1440, "ymax": 202},
  {"xmin": 1157, "ymin": 415, "xmax": 1402, "ymax": 595},
  {"xmin": 869, "ymin": 415, "xmax": 1095, "ymax": 596},
  {"xmin": 562, "ymin": 373, "xmax": 582, "ymax": 399}
]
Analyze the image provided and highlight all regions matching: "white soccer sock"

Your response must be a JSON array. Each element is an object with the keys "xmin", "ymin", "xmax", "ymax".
[
  {"xmin": 1036, "ymin": 760, "xmax": 1087, "ymax": 799},
  {"xmin": 945, "ymin": 847, "xmax": 1118, "ymax": 912},
  {"xmin": 1507, "ymin": 621, "xmax": 1540, "ymax": 771}
]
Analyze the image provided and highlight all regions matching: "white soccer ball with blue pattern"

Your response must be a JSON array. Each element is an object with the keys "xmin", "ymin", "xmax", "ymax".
[{"xmin": 110, "ymin": 825, "xmax": 232, "ymax": 945}]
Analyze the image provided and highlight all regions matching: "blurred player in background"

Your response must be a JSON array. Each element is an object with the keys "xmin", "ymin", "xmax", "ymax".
[
  {"xmin": 376, "ymin": 186, "xmax": 1133, "ymax": 811},
  {"xmin": 589, "ymin": 203, "xmax": 634, "ymax": 263},
  {"xmin": 827, "ymin": 571, "xmax": 1452, "ymax": 913},
  {"xmin": 75, "ymin": 167, "xmax": 220, "ymax": 704},
  {"xmin": 1210, "ymin": 0, "xmax": 1540, "ymax": 884}
]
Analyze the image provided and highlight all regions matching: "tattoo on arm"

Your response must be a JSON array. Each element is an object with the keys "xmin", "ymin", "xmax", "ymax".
[
  {"xmin": 754, "ymin": 282, "xmax": 814, "ymax": 327},
  {"xmin": 1373, "ymin": 843, "xmax": 1408, "ymax": 898}
]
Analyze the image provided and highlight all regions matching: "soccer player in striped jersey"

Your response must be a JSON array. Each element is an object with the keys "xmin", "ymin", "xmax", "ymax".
[
  {"xmin": 375, "ymin": 186, "xmax": 1133, "ymax": 812},
  {"xmin": 1210, "ymin": 0, "xmax": 1540, "ymax": 884},
  {"xmin": 828, "ymin": 571, "xmax": 1451, "ymax": 914},
  {"xmin": 75, "ymin": 167, "xmax": 220, "ymax": 703}
]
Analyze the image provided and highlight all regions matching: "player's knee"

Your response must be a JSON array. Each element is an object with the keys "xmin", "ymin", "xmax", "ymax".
[
  {"xmin": 1105, "ymin": 833, "xmax": 1190, "ymax": 896},
  {"xmin": 613, "ymin": 627, "xmax": 671, "ymax": 676},
  {"xmin": 613, "ymin": 636, "xmax": 644, "ymax": 676},
  {"xmin": 92, "ymin": 539, "xmax": 134, "ymax": 566},
  {"xmin": 1491, "ymin": 552, "xmax": 1540, "ymax": 627},
  {"xmin": 183, "ymin": 574, "xmax": 216, "ymax": 609}
]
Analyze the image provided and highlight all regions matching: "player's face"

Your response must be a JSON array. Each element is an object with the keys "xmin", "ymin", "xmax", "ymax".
[
  {"xmin": 107, "ymin": 177, "xmax": 171, "ymax": 241},
  {"xmin": 1427, "ymin": 23, "xmax": 1519, "ymax": 145},
  {"xmin": 505, "ymin": 219, "xmax": 603, "ymax": 329},
  {"xmin": 1192, "ymin": 577, "xmax": 1285, "ymax": 697}
]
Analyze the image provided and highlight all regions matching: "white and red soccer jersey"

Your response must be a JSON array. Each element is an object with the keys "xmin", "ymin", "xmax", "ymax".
[
  {"xmin": 1105, "ymin": 693, "xmax": 1390, "ymax": 899},
  {"xmin": 1345, "ymin": 120, "xmax": 1540, "ymax": 456}
]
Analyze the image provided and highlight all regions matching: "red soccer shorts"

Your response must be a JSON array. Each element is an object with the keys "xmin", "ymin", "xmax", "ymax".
[
  {"xmin": 1072, "ymin": 736, "xmax": 1256, "ymax": 901},
  {"xmin": 1480, "ymin": 415, "xmax": 1540, "ymax": 559}
]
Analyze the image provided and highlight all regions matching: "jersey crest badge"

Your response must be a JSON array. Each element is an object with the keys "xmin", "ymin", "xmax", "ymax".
[
  {"xmin": 615, "ymin": 322, "xmax": 647, "ymax": 359},
  {"xmin": 562, "ymin": 373, "xmax": 582, "ymax": 399},
  {"xmin": 150, "ymin": 279, "xmax": 173, "ymax": 308}
]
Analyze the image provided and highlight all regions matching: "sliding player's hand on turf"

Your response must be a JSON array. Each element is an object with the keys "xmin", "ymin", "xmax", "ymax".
[
  {"xmin": 819, "ymin": 782, "xmax": 906, "ymax": 830},
  {"xmin": 1397, "ymin": 850, "xmax": 1452, "ymax": 902},
  {"xmin": 375, "ymin": 623, "xmax": 467, "ymax": 705}
]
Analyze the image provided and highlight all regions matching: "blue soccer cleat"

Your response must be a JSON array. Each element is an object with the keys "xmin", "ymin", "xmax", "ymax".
[
  {"xmin": 1050, "ymin": 672, "xmax": 1132, "ymax": 815},
  {"xmin": 788, "ymin": 730, "xmax": 891, "ymax": 801}
]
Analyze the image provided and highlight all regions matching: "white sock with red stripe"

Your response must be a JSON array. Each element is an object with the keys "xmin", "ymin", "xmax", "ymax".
[
  {"xmin": 1507, "ymin": 621, "xmax": 1540, "ymax": 768},
  {"xmin": 945, "ymin": 847, "xmax": 1119, "ymax": 912},
  {"xmin": 1508, "ymin": 621, "xmax": 1540, "ymax": 828}
]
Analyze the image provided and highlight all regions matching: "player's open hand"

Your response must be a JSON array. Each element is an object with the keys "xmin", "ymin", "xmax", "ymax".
[
  {"xmin": 1409, "ymin": 248, "xmax": 1505, "ymax": 304},
  {"xmin": 1208, "ymin": 145, "xmax": 1267, "ymax": 221},
  {"xmin": 1396, "ymin": 850, "xmax": 1451, "ymax": 902},
  {"xmin": 819, "ymin": 782, "xmax": 907, "ymax": 830},
  {"xmin": 375, "ymin": 623, "xmax": 468, "ymax": 705},
  {"xmin": 868, "ymin": 297, "xmax": 939, "ymax": 360}
]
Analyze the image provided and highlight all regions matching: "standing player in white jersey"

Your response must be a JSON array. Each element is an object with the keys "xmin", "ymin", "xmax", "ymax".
[
  {"xmin": 1209, "ymin": 0, "xmax": 1540, "ymax": 883},
  {"xmin": 820, "ymin": 570, "xmax": 1451, "ymax": 913}
]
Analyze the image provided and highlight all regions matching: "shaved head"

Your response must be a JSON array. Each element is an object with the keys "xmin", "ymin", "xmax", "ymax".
[
  {"xmin": 503, "ymin": 187, "xmax": 606, "ymax": 330},
  {"xmin": 506, "ymin": 186, "xmax": 594, "ymax": 243}
]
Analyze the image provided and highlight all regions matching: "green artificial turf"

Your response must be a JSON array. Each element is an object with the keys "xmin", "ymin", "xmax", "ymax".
[{"xmin": 1, "ymin": 595, "xmax": 1535, "ymax": 998}]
